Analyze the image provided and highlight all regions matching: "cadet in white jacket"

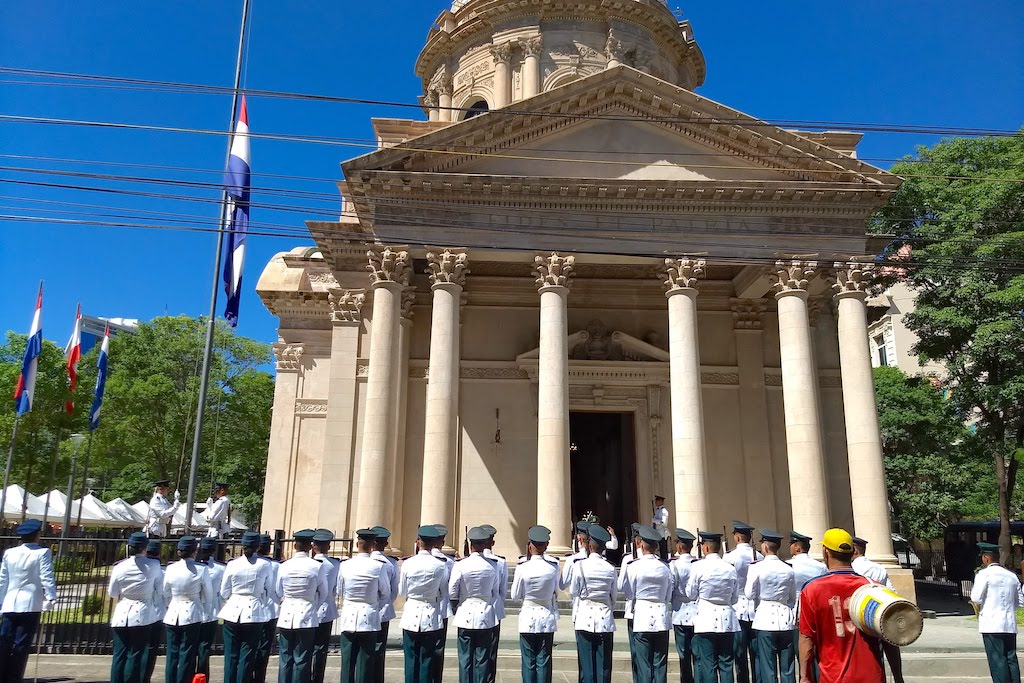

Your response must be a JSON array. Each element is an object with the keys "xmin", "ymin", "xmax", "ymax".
[
  {"xmin": 623, "ymin": 525, "xmax": 674, "ymax": 683},
  {"xmin": 108, "ymin": 532, "xmax": 162, "ymax": 683},
  {"xmin": 311, "ymin": 529, "xmax": 342, "ymax": 683},
  {"xmin": 203, "ymin": 483, "xmax": 231, "ymax": 540},
  {"xmin": 219, "ymin": 531, "xmax": 276, "ymax": 683},
  {"xmin": 687, "ymin": 531, "xmax": 740, "ymax": 683},
  {"xmin": 277, "ymin": 529, "xmax": 330, "ymax": 683},
  {"xmin": 971, "ymin": 542, "xmax": 1024, "ymax": 683},
  {"xmin": 722, "ymin": 521, "xmax": 762, "ymax": 683},
  {"xmin": 510, "ymin": 526, "xmax": 559, "ymax": 683},
  {"xmin": 571, "ymin": 524, "xmax": 618, "ymax": 683},
  {"xmin": 744, "ymin": 530, "xmax": 796, "ymax": 683},
  {"xmin": 196, "ymin": 536, "xmax": 225, "ymax": 679},
  {"xmin": 670, "ymin": 530, "xmax": 698, "ymax": 683},
  {"xmin": 618, "ymin": 523, "xmax": 642, "ymax": 681},
  {"xmin": 254, "ymin": 534, "xmax": 279, "ymax": 683},
  {"xmin": 162, "ymin": 536, "xmax": 213, "ymax": 683},
  {"xmin": 400, "ymin": 525, "xmax": 450, "ymax": 683},
  {"xmin": 480, "ymin": 523, "xmax": 507, "ymax": 679},
  {"xmin": 369, "ymin": 526, "xmax": 399, "ymax": 683},
  {"xmin": 449, "ymin": 526, "xmax": 502, "ymax": 683},
  {"xmin": 0, "ymin": 519, "xmax": 56, "ymax": 683},
  {"xmin": 338, "ymin": 529, "xmax": 390, "ymax": 683},
  {"xmin": 145, "ymin": 480, "xmax": 179, "ymax": 539}
]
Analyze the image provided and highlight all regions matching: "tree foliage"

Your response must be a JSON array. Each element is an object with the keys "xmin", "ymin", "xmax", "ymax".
[
  {"xmin": 0, "ymin": 316, "xmax": 273, "ymax": 529},
  {"xmin": 872, "ymin": 133, "xmax": 1024, "ymax": 560}
]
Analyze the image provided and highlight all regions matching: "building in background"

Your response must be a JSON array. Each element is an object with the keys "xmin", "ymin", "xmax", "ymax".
[
  {"xmin": 867, "ymin": 282, "xmax": 945, "ymax": 377},
  {"xmin": 79, "ymin": 314, "xmax": 139, "ymax": 354}
]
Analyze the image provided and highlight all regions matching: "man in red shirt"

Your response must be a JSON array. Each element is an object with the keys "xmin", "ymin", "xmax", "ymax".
[{"xmin": 798, "ymin": 528, "xmax": 883, "ymax": 683}]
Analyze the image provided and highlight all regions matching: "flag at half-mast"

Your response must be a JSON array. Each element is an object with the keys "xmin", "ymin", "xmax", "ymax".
[
  {"xmin": 64, "ymin": 304, "xmax": 82, "ymax": 414},
  {"xmin": 14, "ymin": 283, "xmax": 43, "ymax": 416},
  {"xmin": 222, "ymin": 95, "xmax": 250, "ymax": 327},
  {"xmin": 89, "ymin": 325, "xmax": 110, "ymax": 432}
]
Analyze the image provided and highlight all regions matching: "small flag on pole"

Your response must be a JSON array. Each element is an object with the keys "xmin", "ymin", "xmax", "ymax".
[
  {"xmin": 222, "ymin": 95, "xmax": 250, "ymax": 327},
  {"xmin": 14, "ymin": 283, "xmax": 43, "ymax": 416},
  {"xmin": 64, "ymin": 304, "xmax": 82, "ymax": 414},
  {"xmin": 88, "ymin": 325, "xmax": 110, "ymax": 432}
]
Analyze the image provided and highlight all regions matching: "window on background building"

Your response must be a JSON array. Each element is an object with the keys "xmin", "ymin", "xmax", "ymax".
[
  {"xmin": 874, "ymin": 334, "xmax": 888, "ymax": 366},
  {"xmin": 463, "ymin": 99, "xmax": 489, "ymax": 119}
]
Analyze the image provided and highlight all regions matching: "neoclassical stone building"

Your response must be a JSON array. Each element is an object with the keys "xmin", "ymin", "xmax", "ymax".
[{"xmin": 258, "ymin": 0, "xmax": 904, "ymax": 579}]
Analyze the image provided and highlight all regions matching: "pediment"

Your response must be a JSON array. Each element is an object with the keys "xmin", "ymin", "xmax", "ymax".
[{"xmin": 516, "ymin": 321, "xmax": 670, "ymax": 363}]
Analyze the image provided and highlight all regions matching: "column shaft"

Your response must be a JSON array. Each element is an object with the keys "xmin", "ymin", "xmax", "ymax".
[
  {"xmin": 537, "ymin": 285, "xmax": 571, "ymax": 550},
  {"xmin": 520, "ymin": 37, "xmax": 542, "ymax": 99},
  {"xmin": 390, "ymin": 314, "xmax": 413, "ymax": 549}
]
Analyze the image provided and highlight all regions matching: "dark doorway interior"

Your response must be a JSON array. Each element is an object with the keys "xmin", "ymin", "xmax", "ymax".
[{"xmin": 569, "ymin": 411, "xmax": 638, "ymax": 564}]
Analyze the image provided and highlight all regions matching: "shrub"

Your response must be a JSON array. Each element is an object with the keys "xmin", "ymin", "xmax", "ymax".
[{"xmin": 81, "ymin": 593, "xmax": 105, "ymax": 616}]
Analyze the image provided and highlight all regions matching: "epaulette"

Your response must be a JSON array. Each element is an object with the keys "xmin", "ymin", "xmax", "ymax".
[
  {"xmin": 215, "ymin": 560, "xmax": 227, "ymax": 566},
  {"xmin": 400, "ymin": 555, "xmax": 412, "ymax": 561},
  {"xmin": 483, "ymin": 555, "xmax": 498, "ymax": 565},
  {"xmin": 492, "ymin": 554, "xmax": 505, "ymax": 560},
  {"xmin": 517, "ymin": 555, "xmax": 527, "ymax": 565},
  {"xmin": 373, "ymin": 556, "xmax": 388, "ymax": 563},
  {"xmin": 564, "ymin": 552, "xmax": 574, "ymax": 557},
  {"xmin": 434, "ymin": 555, "xmax": 447, "ymax": 563},
  {"xmin": 544, "ymin": 557, "xmax": 559, "ymax": 567},
  {"xmin": 572, "ymin": 556, "xmax": 584, "ymax": 563}
]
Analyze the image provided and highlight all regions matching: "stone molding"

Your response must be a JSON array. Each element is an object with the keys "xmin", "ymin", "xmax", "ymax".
[
  {"xmin": 534, "ymin": 252, "xmax": 576, "ymax": 289},
  {"xmin": 520, "ymin": 36, "xmax": 543, "ymax": 58},
  {"xmin": 366, "ymin": 247, "xmax": 411, "ymax": 285},
  {"xmin": 328, "ymin": 288, "xmax": 365, "ymax": 324},
  {"xmin": 489, "ymin": 42, "xmax": 513, "ymax": 65},
  {"xmin": 664, "ymin": 257, "xmax": 706, "ymax": 293},
  {"xmin": 426, "ymin": 249, "xmax": 470, "ymax": 287},
  {"xmin": 763, "ymin": 370, "xmax": 842, "ymax": 388},
  {"xmin": 833, "ymin": 260, "xmax": 873, "ymax": 297},
  {"xmin": 273, "ymin": 342, "xmax": 304, "ymax": 372},
  {"xmin": 294, "ymin": 398, "xmax": 328, "ymax": 417},
  {"xmin": 730, "ymin": 298, "xmax": 766, "ymax": 330},
  {"xmin": 306, "ymin": 270, "xmax": 339, "ymax": 290},
  {"xmin": 771, "ymin": 259, "xmax": 818, "ymax": 295}
]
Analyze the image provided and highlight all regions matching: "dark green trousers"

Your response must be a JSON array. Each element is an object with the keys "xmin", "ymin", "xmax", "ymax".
[
  {"xmin": 733, "ymin": 621, "xmax": 752, "ymax": 683},
  {"xmin": 752, "ymin": 630, "xmax": 795, "ymax": 683},
  {"xmin": 312, "ymin": 621, "xmax": 332, "ymax": 683},
  {"xmin": 674, "ymin": 625, "xmax": 695, "ymax": 683},
  {"xmin": 277, "ymin": 627, "xmax": 315, "ymax": 683},
  {"xmin": 143, "ymin": 621, "xmax": 162, "ymax": 683},
  {"xmin": 340, "ymin": 631, "xmax": 378, "ymax": 683},
  {"xmin": 575, "ymin": 630, "xmax": 613, "ymax": 683},
  {"xmin": 984, "ymin": 633, "xmax": 1022, "ymax": 683},
  {"xmin": 222, "ymin": 621, "xmax": 262, "ymax": 683},
  {"xmin": 485, "ymin": 624, "xmax": 500, "ymax": 683},
  {"xmin": 634, "ymin": 630, "xmax": 669, "ymax": 683},
  {"xmin": 254, "ymin": 619, "xmax": 276, "ymax": 683},
  {"xmin": 692, "ymin": 632, "xmax": 734, "ymax": 683},
  {"xmin": 111, "ymin": 625, "xmax": 150, "ymax": 683},
  {"xmin": 456, "ymin": 627, "xmax": 497, "ymax": 683},
  {"xmin": 372, "ymin": 621, "xmax": 390, "ymax": 683},
  {"xmin": 627, "ymin": 619, "xmax": 637, "ymax": 681},
  {"xmin": 164, "ymin": 623, "xmax": 201, "ymax": 683},
  {"xmin": 519, "ymin": 633, "xmax": 554, "ymax": 683},
  {"xmin": 403, "ymin": 628, "xmax": 446, "ymax": 683},
  {"xmin": 196, "ymin": 620, "xmax": 217, "ymax": 677}
]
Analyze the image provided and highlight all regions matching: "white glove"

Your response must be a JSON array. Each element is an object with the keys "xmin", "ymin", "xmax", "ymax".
[
  {"xmin": 173, "ymin": 489, "xmax": 181, "ymax": 502},
  {"xmin": 42, "ymin": 599, "xmax": 55, "ymax": 612}
]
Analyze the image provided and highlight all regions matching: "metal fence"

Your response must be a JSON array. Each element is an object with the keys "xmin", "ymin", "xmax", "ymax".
[{"xmin": 0, "ymin": 534, "xmax": 354, "ymax": 654}]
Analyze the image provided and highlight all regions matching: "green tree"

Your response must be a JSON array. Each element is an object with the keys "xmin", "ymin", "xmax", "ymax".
[
  {"xmin": 872, "ymin": 133, "xmax": 1024, "ymax": 561},
  {"xmin": 873, "ymin": 366, "xmax": 993, "ymax": 540}
]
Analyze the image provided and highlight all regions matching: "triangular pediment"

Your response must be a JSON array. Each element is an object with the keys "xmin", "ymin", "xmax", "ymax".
[{"xmin": 516, "ymin": 323, "xmax": 670, "ymax": 363}]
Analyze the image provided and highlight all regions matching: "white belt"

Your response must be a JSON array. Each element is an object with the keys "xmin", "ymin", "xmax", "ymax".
[
  {"xmin": 461, "ymin": 596, "xmax": 490, "ymax": 605},
  {"xmin": 406, "ymin": 597, "xmax": 440, "ymax": 607},
  {"xmin": 522, "ymin": 599, "xmax": 554, "ymax": 610},
  {"xmin": 580, "ymin": 599, "xmax": 611, "ymax": 609},
  {"xmin": 635, "ymin": 598, "xmax": 666, "ymax": 603},
  {"xmin": 758, "ymin": 600, "xmax": 791, "ymax": 608},
  {"xmin": 343, "ymin": 599, "xmax": 375, "ymax": 606}
]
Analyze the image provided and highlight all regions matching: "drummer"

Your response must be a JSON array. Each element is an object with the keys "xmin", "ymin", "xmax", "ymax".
[{"xmin": 797, "ymin": 529, "xmax": 884, "ymax": 683}]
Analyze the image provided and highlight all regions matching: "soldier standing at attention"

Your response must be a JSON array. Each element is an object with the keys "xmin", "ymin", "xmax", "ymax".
[
  {"xmin": 430, "ymin": 524, "xmax": 455, "ymax": 679},
  {"xmin": 744, "ymin": 530, "xmax": 796, "ymax": 683},
  {"xmin": 254, "ymin": 533, "xmax": 279, "ymax": 683},
  {"xmin": 219, "ymin": 531, "xmax": 276, "ymax": 683},
  {"xmin": 196, "ymin": 537, "xmax": 225, "ymax": 679},
  {"xmin": 723, "ymin": 521, "xmax": 762, "ymax": 683},
  {"xmin": 162, "ymin": 536, "xmax": 213, "ymax": 683},
  {"xmin": 618, "ymin": 523, "xmax": 642, "ymax": 681},
  {"xmin": 449, "ymin": 526, "xmax": 501, "ymax": 683},
  {"xmin": 204, "ymin": 483, "xmax": 231, "ymax": 541},
  {"xmin": 480, "ymin": 523, "xmax": 506, "ymax": 682},
  {"xmin": 369, "ymin": 526, "xmax": 399, "ymax": 683},
  {"xmin": 687, "ymin": 531, "xmax": 739, "ymax": 683},
  {"xmin": 311, "ymin": 529, "xmax": 342, "ymax": 683},
  {"xmin": 510, "ymin": 526, "xmax": 559, "ymax": 683},
  {"xmin": 145, "ymin": 480, "xmax": 179, "ymax": 539},
  {"xmin": 338, "ymin": 529, "xmax": 390, "ymax": 683},
  {"xmin": 276, "ymin": 529, "xmax": 330, "ymax": 683},
  {"xmin": 571, "ymin": 525, "xmax": 617, "ymax": 683},
  {"xmin": 652, "ymin": 497, "xmax": 670, "ymax": 561},
  {"xmin": 787, "ymin": 531, "xmax": 825, "ymax": 682},
  {"xmin": 142, "ymin": 540, "xmax": 165, "ymax": 683},
  {"xmin": 108, "ymin": 532, "xmax": 161, "ymax": 683},
  {"xmin": 670, "ymin": 529, "xmax": 698, "ymax": 683},
  {"xmin": 624, "ymin": 525, "xmax": 674, "ymax": 683},
  {"xmin": 971, "ymin": 542, "xmax": 1024, "ymax": 683},
  {"xmin": 399, "ymin": 525, "xmax": 449, "ymax": 683}
]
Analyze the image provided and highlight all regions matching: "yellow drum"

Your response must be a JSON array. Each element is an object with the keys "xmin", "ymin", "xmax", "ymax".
[{"xmin": 850, "ymin": 584, "xmax": 923, "ymax": 646}]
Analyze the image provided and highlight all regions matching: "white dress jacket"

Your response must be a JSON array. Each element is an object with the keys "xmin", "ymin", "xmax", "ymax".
[
  {"xmin": 162, "ymin": 559, "xmax": 213, "ymax": 627},
  {"xmin": 108, "ymin": 555, "xmax": 163, "ymax": 627},
  {"xmin": 338, "ymin": 554, "xmax": 389, "ymax": 633},
  {"xmin": 744, "ymin": 555, "xmax": 797, "ymax": 631},
  {"xmin": 510, "ymin": 555, "xmax": 559, "ymax": 634},
  {"xmin": 0, "ymin": 543, "xmax": 57, "ymax": 614},
  {"xmin": 276, "ymin": 553, "xmax": 330, "ymax": 630},
  {"xmin": 671, "ymin": 555, "xmax": 697, "ymax": 627},
  {"xmin": 448, "ymin": 553, "xmax": 500, "ymax": 630},
  {"xmin": 571, "ymin": 553, "xmax": 617, "ymax": 634},
  {"xmin": 314, "ymin": 554, "xmax": 342, "ymax": 625},
  {"xmin": 623, "ymin": 554, "xmax": 673, "ymax": 633},
  {"xmin": 370, "ymin": 551, "xmax": 399, "ymax": 623},
  {"xmin": 399, "ymin": 551, "xmax": 448, "ymax": 633},
  {"xmin": 687, "ymin": 554, "xmax": 740, "ymax": 634},
  {"xmin": 971, "ymin": 563, "xmax": 1024, "ymax": 634},
  {"xmin": 723, "ymin": 544, "xmax": 763, "ymax": 622},
  {"xmin": 219, "ymin": 555, "xmax": 277, "ymax": 624}
]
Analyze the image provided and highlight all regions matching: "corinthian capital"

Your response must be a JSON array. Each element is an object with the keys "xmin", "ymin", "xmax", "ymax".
[
  {"xmin": 771, "ymin": 259, "xmax": 818, "ymax": 295},
  {"xmin": 423, "ymin": 90, "xmax": 438, "ymax": 108},
  {"xmin": 328, "ymin": 288, "xmax": 365, "ymax": 324},
  {"xmin": 490, "ymin": 42, "xmax": 513, "ymax": 64},
  {"xmin": 730, "ymin": 298, "xmax": 766, "ymax": 330},
  {"xmin": 520, "ymin": 36, "xmax": 543, "ymax": 57},
  {"xmin": 401, "ymin": 287, "xmax": 417, "ymax": 320},
  {"xmin": 664, "ymin": 257, "xmax": 706, "ymax": 293},
  {"xmin": 426, "ymin": 249, "xmax": 470, "ymax": 287},
  {"xmin": 833, "ymin": 261, "xmax": 874, "ymax": 298},
  {"xmin": 366, "ymin": 247, "xmax": 410, "ymax": 286},
  {"xmin": 534, "ymin": 252, "xmax": 576, "ymax": 289}
]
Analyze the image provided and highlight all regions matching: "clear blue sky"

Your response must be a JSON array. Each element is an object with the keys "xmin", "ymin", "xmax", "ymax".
[{"xmin": 2, "ymin": 1, "xmax": 1021, "ymax": 352}]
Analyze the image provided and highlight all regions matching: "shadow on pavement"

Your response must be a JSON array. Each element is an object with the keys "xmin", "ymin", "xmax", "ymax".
[{"xmin": 916, "ymin": 579, "xmax": 974, "ymax": 616}]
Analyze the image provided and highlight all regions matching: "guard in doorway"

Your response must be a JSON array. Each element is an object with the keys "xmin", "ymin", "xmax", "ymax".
[{"xmin": 651, "ymin": 496, "xmax": 670, "ymax": 560}]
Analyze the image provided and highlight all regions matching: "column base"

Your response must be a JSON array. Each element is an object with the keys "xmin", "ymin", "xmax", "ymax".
[
  {"xmin": 887, "ymin": 567, "xmax": 917, "ymax": 604},
  {"xmin": 546, "ymin": 544, "xmax": 573, "ymax": 557}
]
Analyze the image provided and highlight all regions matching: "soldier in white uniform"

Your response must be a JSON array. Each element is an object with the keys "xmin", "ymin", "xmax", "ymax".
[
  {"xmin": 108, "ymin": 532, "xmax": 162, "ymax": 683},
  {"xmin": 368, "ymin": 526, "xmax": 399, "ymax": 683},
  {"xmin": 338, "ymin": 528, "xmax": 390, "ymax": 683},
  {"xmin": 204, "ymin": 482, "xmax": 231, "ymax": 541},
  {"xmin": 254, "ymin": 533, "xmax": 279, "ymax": 683},
  {"xmin": 971, "ymin": 542, "xmax": 1024, "ymax": 683},
  {"xmin": 570, "ymin": 524, "xmax": 617, "ymax": 683},
  {"xmin": 670, "ymin": 529, "xmax": 698, "ymax": 683},
  {"xmin": 311, "ymin": 529, "xmax": 342, "ymax": 683},
  {"xmin": 744, "ymin": 530, "xmax": 796, "ymax": 683},
  {"xmin": 723, "ymin": 520, "xmax": 762, "ymax": 683},
  {"xmin": 449, "ymin": 526, "xmax": 501, "ymax": 683},
  {"xmin": 510, "ymin": 526, "xmax": 559, "ymax": 683},
  {"xmin": 145, "ymin": 479, "xmax": 179, "ymax": 539},
  {"xmin": 162, "ymin": 536, "xmax": 213, "ymax": 683},
  {"xmin": 652, "ymin": 496, "xmax": 670, "ymax": 560},
  {"xmin": 623, "ymin": 525, "xmax": 674, "ymax": 683},
  {"xmin": 196, "ymin": 536, "xmax": 225, "ymax": 679},
  {"xmin": 277, "ymin": 529, "xmax": 330, "ymax": 683},
  {"xmin": 219, "ymin": 531, "xmax": 276, "ymax": 683},
  {"xmin": 430, "ymin": 523, "xmax": 456, "ymax": 679},
  {"xmin": 618, "ymin": 523, "xmax": 642, "ymax": 681},
  {"xmin": 142, "ymin": 539, "xmax": 165, "ymax": 683},
  {"xmin": 399, "ymin": 525, "xmax": 449, "ymax": 683},
  {"xmin": 480, "ymin": 523, "xmax": 507, "ymax": 682},
  {"xmin": 687, "ymin": 531, "xmax": 740, "ymax": 683}
]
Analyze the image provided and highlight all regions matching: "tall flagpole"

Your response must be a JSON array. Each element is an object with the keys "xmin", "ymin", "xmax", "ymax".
[
  {"xmin": 0, "ymin": 415, "xmax": 21, "ymax": 526},
  {"xmin": 184, "ymin": 0, "xmax": 251, "ymax": 532},
  {"xmin": 74, "ymin": 431, "xmax": 95, "ymax": 530}
]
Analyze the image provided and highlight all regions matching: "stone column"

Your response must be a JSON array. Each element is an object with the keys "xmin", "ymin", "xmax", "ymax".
[
  {"xmin": 605, "ymin": 30, "xmax": 625, "ymax": 69},
  {"xmin": 420, "ymin": 250, "xmax": 469, "ymax": 548},
  {"xmin": 390, "ymin": 288, "xmax": 415, "ymax": 550},
  {"xmin": 520, "ymin": 37, "xmax": 543, "ymax": 99},
  {"xmin": 437, "ymin": 73, "xmax": 453, "ymax": 122},
  {"xmin": 534, "ymin": 253, "xmax": 575, "ymax": 552},
  {"xmin": 491, "ymin": 43, "xmax": 513, "ymax": 108},
  {"xmin": 663, "ymin": 258, "xmax": 710, "ymax": 534},
  {"xmin": 354, "ymin": 247, "xmax": 409, "ymax": 532},
  {"xmin": 772, "ymin": 260, "xmax": 830, "ymax": 556},
  {"xmin": 261, "ymin": 343, "xmax": 303, "ymax": 532},
  {"xmin": 834, "ymin": 262, "xmax": 898, "ymax": 564}
]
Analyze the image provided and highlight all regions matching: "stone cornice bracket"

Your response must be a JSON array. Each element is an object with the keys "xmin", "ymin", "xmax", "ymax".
[
  {"xmin": 328, "ymin": 288, "xmax": 365, "ymax": 324},
  {"xmin": 426, "ymin": 249, "xmax": 470, "ymax": 288},
  {"xmin": 272, "ymin": 342, "xmax": 304, "ymax": 372},
  {"xmin": 771, "ymin": 259, "xmax": 818, "ymax": 297},
  {"xmin": 663, "ymin": 257, "xmax": 706, "ymax": 294},
  {"xmin": 534, "ymin": 252, "xmax": 576, "ymax": 290},
  {"xmin": 490, "ymin": 42, "xmax": 513, "ymax": 64},
  {"xmin": 730, "ymin": 298, "xmax": 766, "ymax": 330},
  {"xmin": 401, "ymin": 287, "xmax": 417, "ymax": 320},
  {"xmin": 520, "ymin": 36, "xmax": 543, "ymax": 57},
  {"xmin": 366, "ymin": 247, "xmax": 410, "ymax": 286},
  {"xmin": 605, "ymin": 29, "xmax": 627, "ymax": 62},
  {"xmin": 833, "ymin": 261, "xmax": 874, "ymax": 300}
]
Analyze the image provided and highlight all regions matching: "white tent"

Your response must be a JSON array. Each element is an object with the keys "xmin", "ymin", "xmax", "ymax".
[
  {"xmin": 73, "ymin": 494, "xmax": 139, "ymax": 528},
  {"xmin": 39, "ymin": 489, "xmax": 70, "ymax": 519},
  {"xmin": 0, "ymin": 485, "xmax": 50, "ymax": 521},
  {"xmin": 105, "ymin": 497, "xmax": 147, "ymax": 525}
]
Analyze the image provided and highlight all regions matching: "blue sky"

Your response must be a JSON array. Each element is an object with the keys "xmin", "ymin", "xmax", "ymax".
[{"xmin": 2, "ymin": 1, "xmax": 1021, "ymax": 354}]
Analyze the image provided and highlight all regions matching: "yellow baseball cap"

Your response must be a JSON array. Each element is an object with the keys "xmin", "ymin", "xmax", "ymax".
[{"xmin": 822, "ymin": 528, "xmax": 854, "ymax": 553}]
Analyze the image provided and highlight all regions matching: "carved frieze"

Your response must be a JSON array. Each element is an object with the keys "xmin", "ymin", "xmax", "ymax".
[
  {"xmin": 294, "ymin": 398, "xmax": 328, "ymax": 417},
  {"xmin": 427, "ymin": 249, "xmax": 470, "ymax": 286},
  {"xmin": 664, "ymin": 257, "xmax": 706, "ymax": 292},
  {"xmin": 273, "ymin": 342, "xmax": 303, "ymax": 372},
  {"xmin": 366, "ymin": 247, "xmax": 410, "ymax": 285},
  {"xmin": 306, "ymin": 271, "xmax": 339, "ymax": 289},
  {"xmin": 328, "ymin": 288, "xmax": 365, "ymax": 324},
  {"xmin": 457, "ymin": 62, "xmax": 489, "ymax": 88},
  {"xmin": 730, "ymin": 298, "xmax": 766, "ymax": 330},
  {"xmin": 533, "ymin": 252, "xmax": 576, "ymax": 289},
  {"xmin": 771, "ymin": 259, "xmax": 818, "ymax": 295}
]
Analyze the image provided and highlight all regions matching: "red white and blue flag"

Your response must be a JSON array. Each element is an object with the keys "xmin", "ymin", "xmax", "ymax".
[
  {"xmin": 222, "ymin": 95, "xmax": 250, "ymax": 327},
  {"xmin": 64, "ymin": 304, "xmax": 82, "ymax": 414},
  {"xmin": 88, "ymin": 325, "xmax": 110, "ymax": 432},
  {"xmin": 14, "ymin": 283, "xmax": 43, "ymax": 416}
]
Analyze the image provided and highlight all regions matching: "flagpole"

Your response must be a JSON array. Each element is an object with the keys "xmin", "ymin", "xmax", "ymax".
[
  {"xmin": 74, "ymin": 431, "xmax": 95, "ymax": 530},
  {"xmin": 0, "ymin": 414, "xmax": 22, "ymax": 528},
  {"xmin": 40, "ymin": 428, "xmax": 61, "ymax": 530},
  {"xmin": 184, "ymin": 0, "xmax": 251, "ymax": 533}
]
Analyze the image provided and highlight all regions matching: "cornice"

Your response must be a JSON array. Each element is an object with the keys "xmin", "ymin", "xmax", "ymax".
[{"xmin": 259, "ymin": 289, "xmax": 330, "ymax": 319}]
